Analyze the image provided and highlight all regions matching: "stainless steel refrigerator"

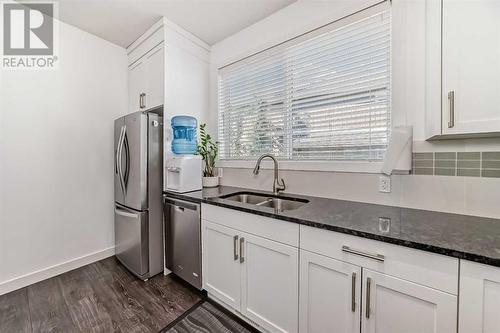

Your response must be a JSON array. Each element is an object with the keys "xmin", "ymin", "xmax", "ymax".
[{"xmin": 114, "ymin": 107, "xmax": 163, "ymax": 280}]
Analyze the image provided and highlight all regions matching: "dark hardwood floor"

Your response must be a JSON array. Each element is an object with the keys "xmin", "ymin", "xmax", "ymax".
[{"xmin": 0, "ymin": 257, "xmax": 202, "ymax": 333}]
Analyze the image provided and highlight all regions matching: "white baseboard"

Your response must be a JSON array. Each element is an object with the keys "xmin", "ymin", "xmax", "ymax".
[{"xmin": 0, "ymin": 246, "xmax": 115, "ymax": 296}]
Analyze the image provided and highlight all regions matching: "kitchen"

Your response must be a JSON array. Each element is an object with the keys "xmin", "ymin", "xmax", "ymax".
[{"xmin": 1, "ymin": 0, "xmax": 500, "ymax": 332}]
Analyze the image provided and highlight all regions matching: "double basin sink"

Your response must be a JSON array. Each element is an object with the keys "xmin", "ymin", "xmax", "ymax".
[{"xmin": 220, "ymin": 192, "xmax": 309, "ymax": 212}]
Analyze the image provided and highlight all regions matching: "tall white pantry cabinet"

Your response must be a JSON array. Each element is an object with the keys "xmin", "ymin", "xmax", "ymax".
[{"xmin": 126, "ymin": 18, "xmax": 210, "ymax": 190}]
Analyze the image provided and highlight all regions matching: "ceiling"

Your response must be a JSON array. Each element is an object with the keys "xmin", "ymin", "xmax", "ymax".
[{"xmin": 55, "ymin": 0, "xmax": 297, "ymax": 48}]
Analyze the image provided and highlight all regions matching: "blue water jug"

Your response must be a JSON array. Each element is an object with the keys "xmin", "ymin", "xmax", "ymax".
[{"xmin": 171, "ymin": 116, "xmax": 198, "ymax": 154}]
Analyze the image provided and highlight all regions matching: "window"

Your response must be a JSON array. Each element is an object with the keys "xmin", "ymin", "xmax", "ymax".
[{"xmin": 218, "ymin": 5, "xmax": 391, "ymax": 162}]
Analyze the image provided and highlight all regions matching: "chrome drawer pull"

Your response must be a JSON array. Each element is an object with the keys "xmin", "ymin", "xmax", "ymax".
[
  {"xmin": 239, "ymin": 237, "xmax": 245, "ymax": 263},
  {"xmin": 342, "ymin": 245, "xmax": 385, "ymax": 262},
  {"xmin": 233, "ymin": 235, "xmax": 239, "ymax": 261},
  {"xmin": 351, "ymin": 272, "xmax": 356, "ymax": 312},
  {"xmin": 366, "ymin": 277, "xmax": 372, "ymax": 319}
]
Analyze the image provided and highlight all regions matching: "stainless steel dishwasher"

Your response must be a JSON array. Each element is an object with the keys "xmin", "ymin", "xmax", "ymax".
[{"xmin": 164, "ymin": 196, "xmax": 202, "ymax": 289}]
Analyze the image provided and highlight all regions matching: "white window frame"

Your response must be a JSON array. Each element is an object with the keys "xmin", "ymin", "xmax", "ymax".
[{"xmin": 216, "ymin": 2, "xmax": 393, "ymax": 174}]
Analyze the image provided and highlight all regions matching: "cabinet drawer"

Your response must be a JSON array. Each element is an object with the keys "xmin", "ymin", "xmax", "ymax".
[
  {"xmin": 202, "ymin": 204, "xmax": 299, "ymax": 247},
  {"xmin": 300, "ymin": 225, "xmax": 458, "ymax": 295}
]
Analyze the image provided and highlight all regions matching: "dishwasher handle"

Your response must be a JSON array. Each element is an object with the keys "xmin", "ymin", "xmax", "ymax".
[{"xmin": 164, "ymin": 198, "xmax": 199, "ymax": 212}]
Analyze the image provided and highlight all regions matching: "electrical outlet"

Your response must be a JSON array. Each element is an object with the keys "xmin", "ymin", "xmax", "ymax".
[{"xmin": 379, "ymin": 175, "xmax": 391, "ymax": 193}]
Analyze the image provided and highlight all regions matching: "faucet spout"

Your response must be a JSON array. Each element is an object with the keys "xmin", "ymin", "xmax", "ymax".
[{"xmin": 252, "ymin": 154, "xmax": 286, "ymax": 195}]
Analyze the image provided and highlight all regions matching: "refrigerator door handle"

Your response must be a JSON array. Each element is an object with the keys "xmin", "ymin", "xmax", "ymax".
[
  {"xmin": 116, "ymin": 125, "xmax": 124, "ymax": 175},
  {"xmin": 123, "ymin": 127, "xmax": 130, "ymax": 192},
  {"xmin": 117, "ymin": 125, "xmax": 126, "ymax": 196},
  {"xmin": 115, "ymin": 206, "xmax": 139, "ymax": 218}
]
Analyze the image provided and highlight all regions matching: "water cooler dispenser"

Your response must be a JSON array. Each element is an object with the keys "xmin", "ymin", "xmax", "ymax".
[{"xmin": 165, "ymin": 116, "xmax": 202, "ymax": 193}]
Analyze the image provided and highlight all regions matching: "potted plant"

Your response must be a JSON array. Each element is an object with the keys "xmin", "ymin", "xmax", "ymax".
[{"xmin": 197, "ymin": 123, "xmax": 219, "ymax": 187}]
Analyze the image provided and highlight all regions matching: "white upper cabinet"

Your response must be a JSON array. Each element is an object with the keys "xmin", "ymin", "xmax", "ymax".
[
  {"xmin": 459, "ymin": 260, "xmax": 500, "ymax": 333},
  {"xmin": 128, "ymin": 43, "xmax": 164, "ymax": 112},
  {"xmin": 362, "ymin": 269, "xmax": 457, "ymax": 333},
  {"xmin": 127, "ymin": 24, "xmax": 165, "ymax": 112},
  {"xmin": 427, "ymin": 0, "xmax": 500, "ymax": 138},
  {"xmin": 128, "ymin": 58, "xmax": 146, "ymax": 112},
  {"xmin": 442, "ymin": 0, "xmax": 500, "ymax": 136},
  {"xmin": 299, "ymin": 250, "xmax": 361, "ymax": 333},
  {"xmin": 143, "ymin": 45, "xmax": 164, "ymax": 110}
]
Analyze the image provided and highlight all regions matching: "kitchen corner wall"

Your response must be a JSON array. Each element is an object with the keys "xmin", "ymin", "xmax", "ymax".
[
  {"xmin": 0, "ymin": 20, "xmax": 127, "ymax": 294},
  {"xmin": 209, "ymin": 0, "xmax": 500, "ymax": 219}
]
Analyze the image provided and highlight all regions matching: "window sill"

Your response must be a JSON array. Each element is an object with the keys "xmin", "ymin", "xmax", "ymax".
[{"xmin": 216, "ymin": 160, "xmax": 384, "ymax": 174}]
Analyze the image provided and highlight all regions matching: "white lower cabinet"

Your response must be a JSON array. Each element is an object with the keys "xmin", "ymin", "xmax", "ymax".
[
  {"xmin": 299, "ymin": 250, "xmax": 361, "ymax": 333},
  {"xmin": 459, "ymin": 261, "xmax": 500, "ymax": 333},
  {"xmin": 241, "ymin": 233, "xmax": 298, "ymax": 333},
  {"xmin": 202, "ymin": 208, "xmax": 465, "ymax": 333},
  {"xmin": 202, "ymin": 221, "xmax": 241, "ymax": 310},
  {"xmin": 361, "ymin": 269, "xmax": 457, "ymax": 333},
  {"xmin": 202, "ymin": 219, "xmax": 299, "ymax": 333}
]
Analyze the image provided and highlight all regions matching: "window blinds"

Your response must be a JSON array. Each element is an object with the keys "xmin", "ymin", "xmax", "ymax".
[{"xmin": 219, "ymin": 5, "xmax": 391, "ymax": 161}]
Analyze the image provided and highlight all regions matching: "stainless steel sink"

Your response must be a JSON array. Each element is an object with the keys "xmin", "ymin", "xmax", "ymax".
[
  {"xmin": 220, "ymin": 192, "xmax": 309, "ymax": 212},
  {"xmin": 255, "ymin": 198, "xmax": 306, "ymax": 211},
  {"xmin": 223, "ymin": 193, "xmax": 270, "ymax": 205}
]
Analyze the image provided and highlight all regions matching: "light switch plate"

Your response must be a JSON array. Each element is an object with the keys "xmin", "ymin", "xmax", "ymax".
[{"xmin": 379, "ymin": 175, "xmax": 391, "ymax": 193}]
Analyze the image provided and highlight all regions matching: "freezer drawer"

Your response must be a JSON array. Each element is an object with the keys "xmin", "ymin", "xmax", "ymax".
[
  {"xmin": 164, "ymin": 197, "xmax": 202, "ymax": 289},
  {"xmin": 115, "ymin": 204, "xmax": 149, "ymax": 277}
]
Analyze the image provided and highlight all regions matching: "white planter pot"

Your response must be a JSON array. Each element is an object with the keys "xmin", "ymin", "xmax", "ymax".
[{"xmin": 203, "ymin": 176, "xmax": 219, "ymax": 188}]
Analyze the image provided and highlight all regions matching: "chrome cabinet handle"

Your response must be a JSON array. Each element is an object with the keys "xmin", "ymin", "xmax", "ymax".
[
  {"xmin": 351, "ymin": 272, "xmax": 356, "ymax": 312},
  {"xmin": 139, "ymin": 93, "xmax": 146, "ymax": 109},
  {"xmin": 233, "ymin": 235, "xmax": 239, "ymax": 261},
  {"xmin": 366, "ymin": 277, "xmax": 372, "ymax": 319},
  {"xmin": 448, "ymin": 90, "xmax": 455, "ymax": 128},
  {"xmin": 342, "ymin": 246, "xmax": 385, "ymax": 262},
  {"xmin": 141, "ymin": 93, "xmax": 146, "ymax": 109},
  {"xmin": 239, "ymin": 237, "xmax": 245, "ymax": 263}
]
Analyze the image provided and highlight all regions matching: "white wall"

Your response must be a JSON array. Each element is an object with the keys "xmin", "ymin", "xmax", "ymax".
[
  {"xmin": 0, "ymin": 21, "xmax": 127, "ymax": 294},
  {"xmin": 209, "ymin": 0, "xmax": 500, "ymax": 219}
]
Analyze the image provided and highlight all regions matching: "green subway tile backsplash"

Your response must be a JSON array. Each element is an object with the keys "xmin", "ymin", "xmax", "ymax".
[
  {"xmin": 413, "ymin": 168, "xmax": 433, "ymax": 175},
  {"xmin": 457, "ymin": 160, "xmax": 480, "ymax": 169},
  {"xmin": 457, "ymin": 152, "xmax": 481, "ymax": 160},
  {"xmin": 482, "ymin": 160, "xmax": 500, "ymax": 169},
  {"xmin": 412, "ymin": 151, "xmax": 500, "ymax": 178},
  {"xmin": 435, "ymin": 152, "xmax": 457, "ymax": 160},
  {"xmin": 482, "ymin": 169, "xmax": 500, "ymax": 178},
  {"xmin": 413, "ymin": 153, "xmax": 434, "ymax": 160},
  {"xmin": 457, "ymin": 169, "xmax": 481, "ymax": 177},
  {"xmin": 482, "ymin": 152, "xmax": 500, "ymax": 160},
  {"xmin": 414, "ymin": 160, "xmax": 434, "ymax": 168},
  {"xmin": 435, "ymin": 160, "xmax": 456, "ymax": 168}
]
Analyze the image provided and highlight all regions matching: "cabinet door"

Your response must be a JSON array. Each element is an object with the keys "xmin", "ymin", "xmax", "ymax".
[
  {"xmin": 240, "ymin": 233, "xmax": 299, "ymax": 333},
  {"xmin": 144, "ymin": 44, "xmax": 164, "ymax": 110},
  {"xmin": 362, "ymin": 269, "xmax": 457, "ymax": 333},
  {"xmin": 442, "ymin": 1, "xmax": 500, "ymax": 135},
  {"xmin": 459, "ymin": 261, "xmax": 500, "ymax": 333},
  {"xmin": 128, "ymin": 59, "xmax": 146, "ymax": 112},
  {"xmin": 299, "ymin": 250, "xmax": 361, "ymax": 333},
  {"xmin": 201, "ymin": 220, "xmax": 241, "ymax": 311}
]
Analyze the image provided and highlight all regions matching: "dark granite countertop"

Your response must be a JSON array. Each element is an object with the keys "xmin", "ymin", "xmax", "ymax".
[{"xmin": 164, "ymin": 186, "xmax": 500, "ymax": 267}]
